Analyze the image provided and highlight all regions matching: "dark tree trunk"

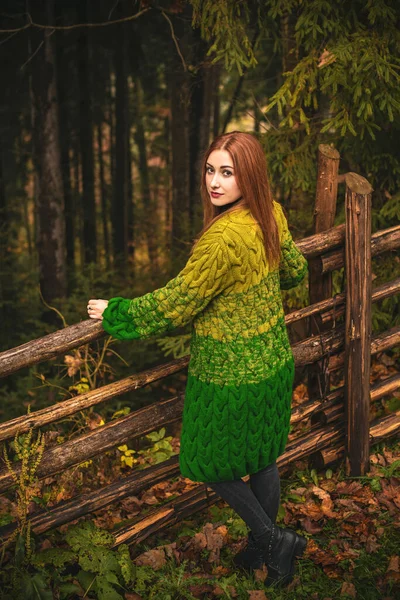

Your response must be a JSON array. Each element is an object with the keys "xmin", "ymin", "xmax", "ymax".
[
  {"xmin": 96, "ymin": 122, "xmax": 110, "ymax": 270},
  {"xmin": 72, "ymin": 137, "xmax": 84, "ymax": 268},
  {"xmin": 112, "ymin": 19, "xmax": 129, "ymax": 267},
  {"xmin": 77, "ymin": 0, "xmax": 96, "ymax": 264},
  {"xmin": 134, "ymin": 81, "xmax": 159, "ymax": 276},
  {"xmin": 167, "ymin": 18, "xmax": 191, "ymax": 269},
  {"xmin": 0, "ymin": 140, "xmax": 10, "ymax": 346},
  {"xmin": 56, "ymin": 28, "xmax": 75, "ymax": 278},
  {"xmin": 188, "ymin": 31, "xmax": 213, "ymax": 235},
  {"xmin": 212, "ymin": 64, "xmax": 221, "ymax": 138},
  {"xmin": 30, "ymin": 0, "xmax": 67, "ymax": 302},
  {"xmin": 108, "ymin": 70, "xmax": 116, "ymax": 200},
  {"xmin": 126, "ymin": 119, "xmax": 134, "ymax": 263}
]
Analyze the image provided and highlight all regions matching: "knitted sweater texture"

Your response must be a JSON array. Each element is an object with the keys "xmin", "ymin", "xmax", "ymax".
[{"xmin": 102, "ymin": 200, "xmax": 308, "ymax": 483}]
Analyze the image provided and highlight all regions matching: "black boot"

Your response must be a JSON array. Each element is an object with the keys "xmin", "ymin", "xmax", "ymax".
[
  {"xmin": 255, "ymin": 525, "xmax": 307, "ymax": 588},
  {"xmin": 233, "ymin": 530, "xmax": 264, "ymax": 574}
]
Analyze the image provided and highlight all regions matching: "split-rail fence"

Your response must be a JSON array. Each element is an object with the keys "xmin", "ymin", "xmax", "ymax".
[{"xmin": 0, "ymin": 145, "xmax": 399, "ymax": 548}]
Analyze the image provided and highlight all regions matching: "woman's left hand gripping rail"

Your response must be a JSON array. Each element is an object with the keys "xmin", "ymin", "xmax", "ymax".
[{"xmin": 87, "ymin": 298, "xmax": 109, "ymax": 320}]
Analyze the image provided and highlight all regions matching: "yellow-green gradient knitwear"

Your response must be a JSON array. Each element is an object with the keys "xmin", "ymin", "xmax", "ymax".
[{"xmin": 102, "ymin": 201, "xmax": 308, "ymax": 483}]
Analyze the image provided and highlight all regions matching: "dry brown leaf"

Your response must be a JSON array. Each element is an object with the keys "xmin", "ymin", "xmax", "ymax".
[
  {"xmin": 247, "ymin": 590, "xmax": 269, "ymax": 599},
  {"xmin": 365, "ymin": 536, "xmax": 380, "ymax": 553},
  {"xmin": 304, "ymin": 538, "xmax": 319, "ymax": 557},
  {"xmin": 253, "ymin": 564, "xmax": 268, "ymax": 582},
  {"xmin": 213, "ymin": 584, "xmax": 238, "ymax": 597},
  {"xmin": 335, "ymin": 481, "xmax": 364, "ymax": 496},
  {"xmin": 134, "ymin": 548, "xmax": 166, "ymax": 570},
  {"xmin": 213, "ymin": 565, "xmax": 230, "ymax": 576},
  {"xmin": 336, "ymin": 499, "xmax": 363, "ymax": 512},
  {"xmin": 192, "ymin": 532, "xmax": 208, "ymax": 551},
  {"xmin": 340, "ymin": 581, "xmax": 356, "ymax": 597},
  {"xmin": 301, "ymin": 500, "xmax": 325, "ymax": 521},
  {"xmin": 386, "ymin": 555, "xmax": 399, "ymax": 574},
  {"xmin": 157, "ymin": 542, "xmax": 180, "ymax": 563},
  {"xmin": 125, "ymin": 593, "xmax": 144, "ymax": 600},
  {"xmin": 293, "ymin": 383, "xmax": 308, "ymax": 404},
  {"xmin": 187, "ymin": 583, "xmax": 214, "ymax": 598},
  {"xmin": 64, "ymin": 354, "xmax": 83, "ymax": 377},
  {"xmin": 300, "ymin": 516, "xmax": 323, "ymax": 534},
  {"xmin": 203, "ymin": 522, "xmax": 226, "ymax": 562},
  {"xmin": 140, "ymin": 490, "xmax": 161, "ymax": 505},
  {"xmin": 120, "ymin": 496, "xmax": 142, "ymax": 515},
  {"xmin": 311, "ymin": 486, "xmax": 336, "ymax": 517},
  {"xmin": 320, "ymin": 480, "xmax": 337, "ymax": 493},
  {"xmin": 86, "ymin": 412, "xmax": 104, "ymax": 429}
]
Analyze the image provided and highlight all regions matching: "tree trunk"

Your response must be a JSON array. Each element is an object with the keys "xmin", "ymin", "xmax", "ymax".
[
  {"xmin": 56, "ymin": 27, "xmax": 75, "ymax": 278},
  {"xmin": 31, "ymin": 0, "xmax": 67, "ymax": 302},
  {"xmin": 188, "ymin": 33, "xmax": 213, "ymax": 235},
  {"xmin": 168, "ymin": 26, "xmax": 190, "ymax": 269},
  {"xmin": 134, "ymin": 80, "xmax": 159, "ymax": 276},
  {"xmin": 212, "ymin": 64, "xmax": 221, "ymax": 138},
  {"xmin": 77, "ymin": 0, "xmax": 96, "ymax": 264},
  {"xmin": 96, "ymin": 122, "xmax": 110, "ymax": 270},
  {"xmin": 112, "ymin": 18, "xmax": 129, "ymax": 267}
]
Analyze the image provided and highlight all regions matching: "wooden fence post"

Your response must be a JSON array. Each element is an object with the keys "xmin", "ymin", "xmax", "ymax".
[
  {"xmin": 308, "ymin": 144, "xmax": 340, "ymax": 402},
  {"xmin": 344, "ymin": 172, "xmax": 373, "ymax": 477}
]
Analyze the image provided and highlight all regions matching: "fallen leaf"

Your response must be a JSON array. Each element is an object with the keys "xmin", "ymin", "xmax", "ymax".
[
  {"xmin": 247, "ymin": 591, "xmax": 268, "ymax": 599},
  {"xmin": 386, "ymin": 556, "xmax": 399, "ymax": 573},
  {"xmin": 340, "ymin": 581, "xmax": 356, "ymax": 597},
  {"xmin": 335, "ymin": 481, "xmax": 363, "ymax": 496},
  {"xmin": 134, "ymin": 548, "xmax": 166, "ymax": 569},
  {"xmin": 311, "ymin": 486, "xmax": 336, "ymax": 517},
  {"xmin": 300, "ymin": 516, "xmax": 323, "ymax": 534}
]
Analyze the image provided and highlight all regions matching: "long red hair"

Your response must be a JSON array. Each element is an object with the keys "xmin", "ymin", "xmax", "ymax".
[{"xmin": 191, "ymin": 131, "xmax": 280, "ymax": 269}]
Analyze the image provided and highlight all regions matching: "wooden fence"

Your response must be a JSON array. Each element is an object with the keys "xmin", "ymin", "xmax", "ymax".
[{"xmin": 0, "ymin": 146, "xmax": 399, "ymax": 548}]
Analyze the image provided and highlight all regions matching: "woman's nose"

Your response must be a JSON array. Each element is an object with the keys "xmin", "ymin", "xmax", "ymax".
[{"xmin": 211, "ymin": 173, "xmax": 220, "ymax": 188}]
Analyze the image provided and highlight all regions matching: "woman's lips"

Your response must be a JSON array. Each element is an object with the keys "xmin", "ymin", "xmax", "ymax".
[{"xmin": 210, "ymin": 191, "xmax": 223, "ymax": 198}]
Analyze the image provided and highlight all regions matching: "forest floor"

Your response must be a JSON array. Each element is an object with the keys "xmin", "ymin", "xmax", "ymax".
[
  {"xmin": 120, "ymin": 440, "xmax": 400, "ymax": 600},
  {"xmin": 0, "ymin": 353, "xmax": 399, "ymax": 599}
]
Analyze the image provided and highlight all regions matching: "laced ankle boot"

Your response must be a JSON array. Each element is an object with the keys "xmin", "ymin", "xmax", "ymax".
[
  {"xmin": 232, "ymin": 530, "xmax": 264, "ymax": 573},
  {"xmin": 254, "ymin": 524, "xmax": 307, "ymax": 588}
]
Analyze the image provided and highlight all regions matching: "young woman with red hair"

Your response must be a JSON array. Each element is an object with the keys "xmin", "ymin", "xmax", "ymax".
[{"xmin": 88, "ymin": 131, "xmax": 308, "ymax": 587}]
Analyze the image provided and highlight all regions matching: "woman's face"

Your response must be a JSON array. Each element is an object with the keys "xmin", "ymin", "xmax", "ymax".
[{"xmin": 205, "ymin": 149, "xmax": 242, "ymax": 207}]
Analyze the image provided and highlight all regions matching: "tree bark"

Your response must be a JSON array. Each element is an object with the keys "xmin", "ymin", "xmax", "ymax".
[
  {"xmin": 308, "ymin": 145, "xmax": 340, "ymax": 401},
  {"xmin": 134, "ymin": 80, "xmax": 159, "ymax": 275},
  {"xmin": 112, "ymin": 16, "xmax": 129, "ymax": 267},
  {"xmin": 31, "ymin": 0, "xmax": 67, "ymax": 302},
  {"xmin": 96, "ymin": 122, "xmax": 110, "ymax": 270},
  {"xmin": 344, "ymin": 173, "xmax": 373, "ymax": 476},
  {"xmin": 77, "ymin": 0, "xmax": 97, "ymax": 264},
  {"xmin": 167, "ymin": 17, "xmax": 191, "ymax": 269},
  {"xmin": 56, "ymin": 26, "xmax": 75, "ymax": 278}
]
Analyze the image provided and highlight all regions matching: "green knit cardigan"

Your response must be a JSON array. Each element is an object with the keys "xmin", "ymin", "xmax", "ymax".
[{"xmin": 102, "ymin": 201, "xmax": 308, "ymax": 482}]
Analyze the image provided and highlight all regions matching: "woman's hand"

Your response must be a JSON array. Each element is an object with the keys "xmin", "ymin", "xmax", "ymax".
[{"xmin": 87, "ymin": 299, "xmax": 109, "ymax": 320}]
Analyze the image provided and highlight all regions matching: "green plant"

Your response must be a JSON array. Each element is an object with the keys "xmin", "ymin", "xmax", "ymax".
[
  {"xmin": 1, "ymin": 415, "xmax": 45, "ymax": 563},
  {"xmin": 156, "ymin": 333, "xmax": 191, "ymax": 359}
]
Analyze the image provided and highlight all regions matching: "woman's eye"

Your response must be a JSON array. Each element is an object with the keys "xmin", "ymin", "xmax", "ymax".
[
  {"xmin": 206, "ymin": 167, "xmax": 214, "ymax": 174},
  {"xmin": 223, "ymin": 170, "xmax": 232, "ymax": 177}
]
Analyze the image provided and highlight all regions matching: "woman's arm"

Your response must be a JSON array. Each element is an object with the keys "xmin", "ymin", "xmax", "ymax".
[
  {"xmin": 90, "ymin": 230, "xmax": 232, "ymax": 341},
  {"xmin": 274, "ymin": 202, "xmax": 308, "ymax": 290}
]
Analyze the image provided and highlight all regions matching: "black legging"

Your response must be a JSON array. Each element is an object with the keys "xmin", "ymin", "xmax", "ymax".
[{"xmin": 206, "ymin": 462, "xmax": 280, "ymax": 545}]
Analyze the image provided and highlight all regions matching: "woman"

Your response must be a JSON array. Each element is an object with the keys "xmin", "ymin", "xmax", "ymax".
[{"xmin": 87, "ymin": 131, "xmax": 308, "ymax": 587}]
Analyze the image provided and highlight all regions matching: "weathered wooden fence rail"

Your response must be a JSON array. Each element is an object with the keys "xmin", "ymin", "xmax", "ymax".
[{"xmin": 0, "ymin": 159, "xmax": 399, "ymax": 548}]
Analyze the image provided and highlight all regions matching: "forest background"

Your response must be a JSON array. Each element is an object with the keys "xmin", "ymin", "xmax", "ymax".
[{"xmin": 0, "ymin": 1, "xmax": 399, "ymax": 598}]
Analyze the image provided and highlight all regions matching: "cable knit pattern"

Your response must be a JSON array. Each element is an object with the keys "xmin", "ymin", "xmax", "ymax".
[{"xmin": 102, "ymin": 201, "xmax": 308, "ymax": 482}]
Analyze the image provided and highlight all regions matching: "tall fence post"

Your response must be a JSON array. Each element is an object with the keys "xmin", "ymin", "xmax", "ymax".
[
  {"xmin": 308, "ymin": 144, "xmax": 340, "ymax": 403},
  {"xmin": 344, "ymin": 173, "xmax": 373, "ymax": 477}
]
